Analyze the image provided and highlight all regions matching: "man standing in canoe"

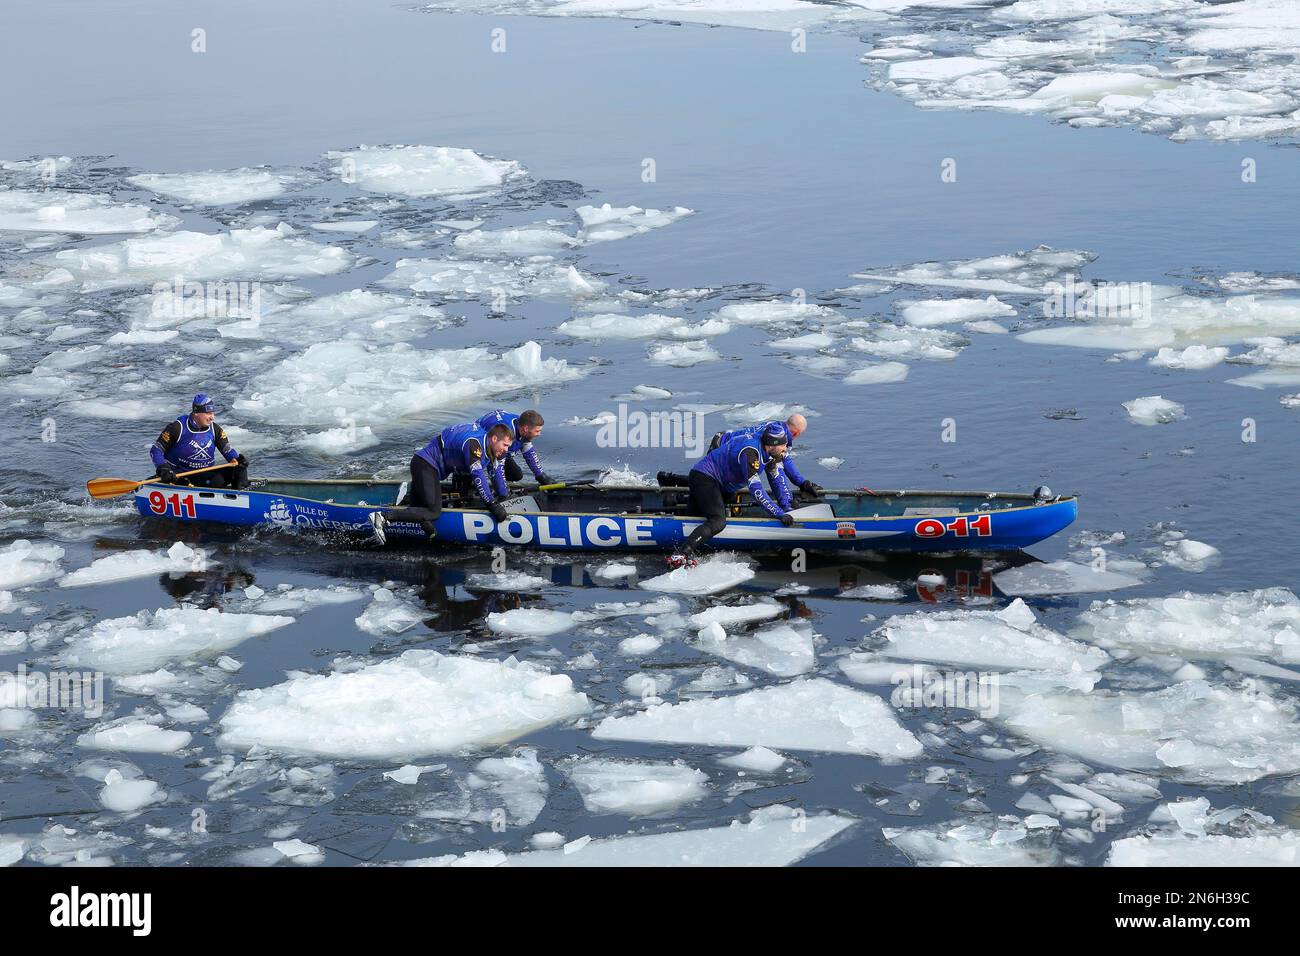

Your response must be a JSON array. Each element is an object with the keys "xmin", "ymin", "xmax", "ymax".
[
  {"xmin": 150, "ymin": 393, "xmax": 249, "ymax": 489},
  {"xmin": 708, "ymin": 413, "xmax": 822, "ymax": 508},
  {"xmin": 370, "ymin": 421, "xmax": 514, "ymax": 543},
  {"xmin": 474, "ymin": 409, "xmax": 555, "ymax": 488},
  {"xmin": 666, "ymin": 423, "xmax": 793, "ymax": 569}
]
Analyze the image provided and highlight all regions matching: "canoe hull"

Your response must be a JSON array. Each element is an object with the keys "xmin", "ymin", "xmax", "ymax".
[{"xmin": 132, "ymin": 481, "xmax": 1077, "ymax": 554}]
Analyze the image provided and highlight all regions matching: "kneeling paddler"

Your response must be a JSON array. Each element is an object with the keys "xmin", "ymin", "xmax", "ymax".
[{"xmin": 666, "ymin": 423, "xmax": 792, "ymax": 569}]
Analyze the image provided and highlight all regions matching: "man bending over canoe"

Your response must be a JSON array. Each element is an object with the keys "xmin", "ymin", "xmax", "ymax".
[
  {"xmin": 474, "ymin": 409, "xmax": 555, "ymax": 487},
  {"xmin": 150, "ymin": 393, "xmax": 249, "ymax": 489},
  {"xmin": 371, "ymin": 421, "xmax": 514, "ymax": 543},
  {"xmin": 709, "ymin": 413, "xmax": 821, "ymax": 508},
  {"xmin": 666, "ymin": 424, "xmax": 792, "ymax": 569}
]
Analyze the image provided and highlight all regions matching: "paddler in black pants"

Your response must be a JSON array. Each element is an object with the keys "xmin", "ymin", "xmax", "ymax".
[
  {"xmin": 666, "ymin": 424, "xmax": 792, "ymax": 569},
  {"xmin": 371, "ymin": 421, "xmax": 514, "ymax": 544}
]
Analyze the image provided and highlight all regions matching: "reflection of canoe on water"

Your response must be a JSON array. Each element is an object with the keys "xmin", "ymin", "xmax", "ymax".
[{"xmin": 133, "ymin": 479, "xmax": 1078, "ymax": 554}]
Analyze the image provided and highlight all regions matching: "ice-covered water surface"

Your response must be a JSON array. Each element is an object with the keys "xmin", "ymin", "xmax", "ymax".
[{"xmin": 410, "ymin": 0, "xmax": 1300, "ymax": 145}]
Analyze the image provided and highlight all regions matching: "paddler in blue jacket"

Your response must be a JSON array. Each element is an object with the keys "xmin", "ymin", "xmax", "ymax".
[
  {"xmin": 371, "ymin": 421, "xmax": 514, "ymax": 543},
  {"xmin": 709, "ymin": 413, "xmax": 821, "ymax": 508},
  {"xmin": 150, "ymin": 394, "xmax": 249, "ymax": 489},
  {"xmin": 473, "ymin": 408, "xmax": 555, "ymax": 487},
  {"xmin": 667, "ymin": 424, "xmax": 792, "ymax": 569}
]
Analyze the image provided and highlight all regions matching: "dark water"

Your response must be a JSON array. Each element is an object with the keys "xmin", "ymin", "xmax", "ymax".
[{"xmin": 1, "ymin": 0, "xmax": 1297, "ymax": 866}]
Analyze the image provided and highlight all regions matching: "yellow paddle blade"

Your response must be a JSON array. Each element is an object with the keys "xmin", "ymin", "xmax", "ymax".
[{"xmin": 86, "ymin": 477, "xmax": 146, "ymax": 499}]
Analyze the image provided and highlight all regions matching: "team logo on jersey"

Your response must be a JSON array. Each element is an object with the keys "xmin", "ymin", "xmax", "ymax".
[{"xmin": 184, "ymin": 439, "xmax": 214, "ymax": 462}]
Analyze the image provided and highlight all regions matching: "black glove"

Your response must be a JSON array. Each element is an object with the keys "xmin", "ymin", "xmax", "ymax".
[
  {"xmin": 488, "ymin": 501, "xmax": 508, "ymax": 523},
  {"xmin": 235, "ymin": 454, "xmax": 248, "ymax": 468},
  {"xmin": 538, "ymin": 473, "xmax": 556, "ymax": 486},
  {"xmin": 157, "ymin": 465, "xmax": 177, "ymax": 484},
  {"xmin": 779, "ymin": 512, "xmax": 795, "ymax": 527},
  {"xmin": 800, "ymin": 480, "xmax": 822, "ymax": 497}
]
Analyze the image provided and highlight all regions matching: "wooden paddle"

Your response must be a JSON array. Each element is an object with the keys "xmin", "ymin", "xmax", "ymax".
[{"xmin": 86, "ymin": 461, "xmax": 237, "ymax": 500}]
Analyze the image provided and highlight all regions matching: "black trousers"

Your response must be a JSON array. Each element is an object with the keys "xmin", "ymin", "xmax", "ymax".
[
  {"xmin": 187, "ymin": 463, "xmax": 248, "ymax": 490},
  {"xmin": 683, "ymin": 469, "xmax": 728, "ymax": 553},
  {"xmin": 503, "ymin": 455, "xmax": 523, "ymax": 482},
  {"xmin": 387, "ymin": 454, "xmax": 443, "ymax": 527}
]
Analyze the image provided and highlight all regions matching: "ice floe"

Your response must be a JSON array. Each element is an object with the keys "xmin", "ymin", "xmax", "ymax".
[
  {"xmin": 866, "ymin": 602, "xmax": 1110, "ymax": 675},
  {"xmin": 486, "ymin": 608, "xmax": 575, "ymax": 638},
  {"xmin": 845, "ymin": 361, "xmax": 910, "ymax": 385},
  {"xmin": 354, "ymin": 587, "xmax": 429, "ymax": 636},
  {"xmin": 0, "ymin": 539, "xmax": 64, "ymax": 590},
  {"xmin": 414, "ymin": 748, "xmax": 549, "ymax": 826},
  {"xmin": 595, "ymin": 677, "xmax": 923, "ymax": 759},
  {"xmin": 127, "ymin": 167, "xmax": 307, "ymax": 205},
  {"xmin": 718, "ymin": 746, "xmax": 787, "ymax": 773},
  {"xmin": 467, "ymin": 571, "xmax": 550, "ymax": 591},
  {"xmin": 1150, "ymin": 344, "xmax": 1228, "ymax": 369},
  {"xmin": 558, "ymin": 313, "xmax": 687, "ymax": 340},
  {"xmin": 77, "ymin": 715, "xmax": 193, "ymax": 754},
  {"xmin": 885, "ymin": 820, "xmax": 1062, "ymax": 866},
  {"xmin": 235, "ymin": 340, "xmax": 583, "ymax": 429},
  {"xmin": 0, "ymin": 189, "xmax": 176, "ymax": 234},
  {"xmin": 695, "ymin": 620, "xmax": 816, "ymax": 677},
  {"xmin": 1124, "ymin": 395, "xmax": 1185, "ymax": 425},
  {"xmin": 454, "ymin": 226, "xmax": 580, "ymax": 257},
  {"xmin": 995, "ymin": 678, "xmax": 1300, "ymax": 785},
  {"xmin": 848, "ymin": 325, "xmax": 968, "ymax": 361},
  {"xmin": 218, "ymin": 651, "xmax": 589, "ymax": 759},
  {"xmin": 99, "ymin": 769, "xmax": 166, "ymax": 813},
  {"xmin": 34, "ymin": 225, "xmax": 354, "ymax": 292},
  {"xmin": 57, "ymin": 607, "xmax": 294, "ymax": 675},
  {"xmin": 899, "ymin": 295, "xmax": 1015, "ymax": 327},
  {"xmin": 1072, "ymin": 588, "xmax": 1300, "ymax": 665},
  {"xmin": 407, "ymin": 805, "xmax": 853, "ymax": 867},
  {"xmin": 325, "ymin": 145, "xmax": 525, "ymax": 198},
  {"xmin": 647, "ymin": 340, "xmax": 721, "ymax": 366},
  {"xmin": 640, "ymin": 554, "xmax": 755, "ymax": 596},
  {"xmin": 576, "ymin": 203, "xmax": 693, "ymax": 243},
  {"xmin": 60, "ymin": 542, "xmax": 209, "ymax": 588},
  {"xmin": 564, "ymin": 758, "xmax": 709, "ymax": 815},
  {"xmin": 687, "ymin": 600, "xmax": 785, "ymax": 629},
  {"xmin": 378, "ymin": 256, "xmax": 600, "ymax": 302},
  {"xmin": 994, "ymin": 559, "xmax": 1143, "ymax": 596},
  {"xmin": 714, "ymin": 300, "xmax": 839, "ymax": 326}
]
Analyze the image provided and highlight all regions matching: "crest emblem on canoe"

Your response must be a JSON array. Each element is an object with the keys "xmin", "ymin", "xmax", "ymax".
[{"xmin": 266, "ymin": 499, "xmax": 292, "ymax": 525}]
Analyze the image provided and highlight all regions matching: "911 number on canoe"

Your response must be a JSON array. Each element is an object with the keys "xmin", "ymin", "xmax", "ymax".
[
  {"xmin": 147, "ymin": 490, "xmax": 196, "ymax": 518},
  {"xmin": 914, "ymin": 514, "xmax": 991, "ymax": 538}
]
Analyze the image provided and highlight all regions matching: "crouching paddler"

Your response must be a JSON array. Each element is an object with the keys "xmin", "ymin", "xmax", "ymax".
[
  {"xmin": 474, "ymin": 408, "xmax": 555, "ymax": 487},
  {"xmin": 709, "ymin": 413, "xmax": 821, "ymax": 508},
  {"xmin": 666, "ymin": 423, "xmax": 792, "ymax": 569},
  {"xmin": 150, "ymin": 393, "xmax": 249, "ymax": 489},
  {"xmin": 370, "ymin": 421, "xmax": 514, "ymax": 544}
]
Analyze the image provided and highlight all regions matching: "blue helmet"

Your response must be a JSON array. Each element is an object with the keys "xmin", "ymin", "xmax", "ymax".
[{"xmin": 191, "ymin": 393, "xmax": 215, "ymax": 414}]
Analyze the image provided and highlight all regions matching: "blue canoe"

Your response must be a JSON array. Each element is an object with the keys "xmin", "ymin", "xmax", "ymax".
[{"xmin": 133, "ymin": 479, "xmax": 1077, "ymax": 554}]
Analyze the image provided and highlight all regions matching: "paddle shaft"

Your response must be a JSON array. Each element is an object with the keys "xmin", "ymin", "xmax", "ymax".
[{"xmin": 86, "ymin": 461, "xmax": 237, "ymax": 500}]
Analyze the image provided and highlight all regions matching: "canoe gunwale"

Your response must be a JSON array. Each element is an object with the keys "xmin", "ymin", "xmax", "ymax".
[{"xmin": 245, "ymin": 478, "xmax": 1076, "ymax": 523}]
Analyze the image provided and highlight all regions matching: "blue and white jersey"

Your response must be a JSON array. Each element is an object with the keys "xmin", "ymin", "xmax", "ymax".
[
  {"xmin": 416, "ymin": 422, "xmax": 506, "ymax": 501},
  {"xmin": 716, "ymin": 420, "xmax": 808, "ymax": 489},
  {"xmin": 475, "ymin": 409, "xmax": 546, "ymax": 481},
  {"xmin": 151, "ymin": 414, "xmax": 239, "ymax": 471},
  {"xmin": 691, "ymin": 434, "xmax": 785, "ymax": 517}
]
